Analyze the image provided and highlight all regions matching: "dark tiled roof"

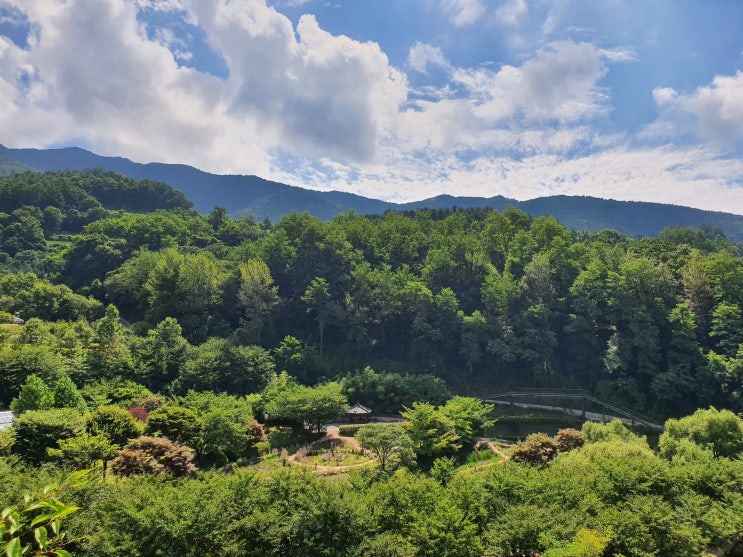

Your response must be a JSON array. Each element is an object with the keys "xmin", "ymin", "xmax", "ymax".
[{"xmin": 346, "ymin": 403, "xmax": 372, "ymax": 414}]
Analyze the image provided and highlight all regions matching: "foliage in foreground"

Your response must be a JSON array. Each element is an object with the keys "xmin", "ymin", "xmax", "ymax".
[{"xmin": 0, "ymin": 412, "xmax": 741, "ymax": 557}]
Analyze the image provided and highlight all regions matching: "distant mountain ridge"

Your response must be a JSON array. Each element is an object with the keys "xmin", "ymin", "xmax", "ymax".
[{"xmin": 2, "ymin": 144, "xmax": 743, "ymax": 241}]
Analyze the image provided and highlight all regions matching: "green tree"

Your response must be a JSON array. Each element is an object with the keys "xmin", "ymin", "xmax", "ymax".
[
  {"xmin": 201, "ymin": 409, "xmax": 250, "ymax": 464},
  {"xmin": 145, "ymin": 406, "xmax": 204, "ymax": 449},
  {"xmin": 401, "ymin": 402, "xmax": 460, "ymax": 458},
  {"xmin": 236, "ymin": 259, "xmax": 279, "ymax": 344},
  {"xmin": 265, "ymin": 382, "xmax": 348, "ymax": 432},
  {"xmin": 651, "ymin": 303, "xmax": 703, "ymax": 415},
  {"xmin": 86, "ymin": 405, "xmax": 143, "ymax": 447},
  {"xmin": 709, "ymin": 302, "xmax": 743, "ymax": 357},
  {"xmin": 10, "ymin": 374, "xmax": 53, "ymax": 414},
  {"xmin": 86, "ymin": 305, "xmax": 135, "ymax": 381},
  {"xmin": 301, "ymin": 277, "xmax": 334, "ymax": 357},
  {"xmin": 52, "ymin": 375, "xmax": 87, "ymax": 413},
  {"xmin": 659, "ymin": 407, "xmax": 743, "ymax": 459},
  {"xmin": 144, "ymin": 249, "xmax": 226, "ymax": 341},
  {"xmin": 356, "ymin": 423, "xmax": 414, "ymax": 471},
  {"xmin": 136, "ymin": 317, "xmax": 190, "ymax": 391},
  {"xmin": 439, "ymin": 396, "xmax": 494, "ymax": 449},
  {"xmin": 174, "ymin": 339, "xmax": 275, "ymax": 395}
]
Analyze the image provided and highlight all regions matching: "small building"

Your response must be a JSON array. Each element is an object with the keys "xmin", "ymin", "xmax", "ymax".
[
  {"xmin": 346, "ymin": 403, "xmax": 372, "ymax": 424},
  {"xmin": 12, "ymin": 312, "xmax": 24, "ymax": 325},
  {"xmin": 0, "ymin": 411, "xmax": 14, "ymax": 430}
]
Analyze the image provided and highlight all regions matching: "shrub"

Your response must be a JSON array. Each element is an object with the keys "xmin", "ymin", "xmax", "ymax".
[
  {"xmin": 339, "ymin": 424, "xmax": 363, "ymax": 436},
  {"xmin": 660, "ymin": 407, "xmax": 743, "ymax": 459},
  {"xmin": 511, "ymin": 433, "xmax": 559, "ymax": 466},
  {"xmin": 127, "ymin": 406, "xmax": 149, "ymax": 422},
  {"xmin": 109, "ymin": 436, "xmax": 196, "ymax": 477},
  {"xmin": 87, "ymin": 405, "xmax": 144, "ymax": 446},
  {"xmin": 12, "ymin": 408, "xmax": 86, "ymax": 465},
  {"xmin": 555, "ymin": 428, "xmax": 585, "ymax": 453},
  {"xmin": 145, "ymin": 406, "xmax": 203, "ymax": 449},
  {"xmin": 137, "ymin": 394, "xmax": 165, "ymax": 412},
  {"xmin": 47, "ymin": 433, "xmax": 118, "ymax": 468}
]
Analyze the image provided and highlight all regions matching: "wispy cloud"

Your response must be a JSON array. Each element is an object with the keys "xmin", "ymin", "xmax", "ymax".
[{"xmin": 441, "ymin": 0, "xmax": 485, "ymax": 28}]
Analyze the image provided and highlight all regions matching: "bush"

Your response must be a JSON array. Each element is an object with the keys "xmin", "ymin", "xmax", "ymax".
[
  {"xmin": 0, "ymin": 428, "xmax": 15, "ymax": 456},
  {"xmin": 137, "ymin": 394, "xmax": 164, "ymax": 412},
  {"xmin": 109, "ymin": 436, "xmax": 196, "ymax": 477},
  {"xmin": 555, "ymin": 428, "xmax": 585, "ymax": 453},
  {"xmin": 145, "ymin": 406, "xmax": 203, "ymax": 449},
  {"xmin": 47, "ymin": 433, "xmax": 117, "ymax": 468},
  {"xmin": 659, "ymin": 407, "xmax": 743, "ymax": 459},
  {"xmin": 127, "ymin": 406, "xmax": 149, "ymax": 422},
  {"xmin": 87, "ymin": 405, "xmax": 144, "ymax": 446},
  {"xmin": 511, "ymin": 433, "xmax": 559, "ymax": 466},
  {"xmin": 339, "ymin": 424, "xmax": 363, "ymax": 436},
  {"xmin": 12, "ymin": 408, "xmax": 86, "ymax": 465}
]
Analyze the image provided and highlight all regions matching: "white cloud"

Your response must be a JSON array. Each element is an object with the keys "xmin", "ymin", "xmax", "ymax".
[
  {"xmin": 495, "ymin": 0, "xmax": 527, "ymax": 26},
  {"xmin": 408, "ymin": 42, "xmax": 448, "ymax": 74},
  {"xmin": 185, "ymin": 1, "xmax": 407, "ymax": 162},
  {"xmin": 448, "ymin": 41, "xmax": 609, "ymax": 124},
  {"xmin": 133, "ymin": 0, "xmax": 184, "ymax": 11},
  {"xmin": 679, "ymin": 71, "xmax": 743, "ymax": 145},
  {"xmin": 650, "ymin": 72, "xmax": 743, "ymax": 147},
  {"xmin": 284, "ymin": 144, "xmax": 743, "ymax": 214},
  {"xmin": 441, "ymin": 0, "xmax": 485, "ymax": 28},
  {"xmin": 652, "ymin": 86, "xmax": 678, "ymax": 107},
  {"xmin": 0, "ymin": 0, "xmax": 407, "ymax": 172}
]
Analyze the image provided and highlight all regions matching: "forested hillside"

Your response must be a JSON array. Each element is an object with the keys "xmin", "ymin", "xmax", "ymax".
[
  {"xmin": 1, "ymin": 170, "xmax": 743, "ymax": 417},
  {"xmin": 2, "ymin": 169, "xmax": 743, "ymax": 557}
]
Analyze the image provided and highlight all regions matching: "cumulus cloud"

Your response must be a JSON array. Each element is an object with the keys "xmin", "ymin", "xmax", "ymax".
[
  {"xmin": 423, "ymin": 41, "xmax": 609, "ymax": 129},
  {"xmin": 652, "ymin": 86, "xmax": 678, "ymax": 107},
  {"xmin": 651, "ymin": 72, "xmax": 743, "ymax": 147},
  {"xmin": 183, "ymin": 1, "xmax": 407, "ymax": 162},
  {"xmin": 0, "ymin": 0, "xmax": 407, "ymax": 170},
  {"xmin": 679, "ymin": 71, "xmax": 743, "ymax": 145}
]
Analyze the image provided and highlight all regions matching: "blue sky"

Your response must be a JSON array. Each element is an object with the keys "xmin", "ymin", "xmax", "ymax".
[{"xmin": 1, "ymin": 0, "xmax": 742, "ymax": 213}]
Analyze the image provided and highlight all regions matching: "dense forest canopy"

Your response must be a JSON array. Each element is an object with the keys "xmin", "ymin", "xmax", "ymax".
[
  {"xmin": 0, "ymin": 169, "xmax": 742, "ymax": 417},
  {"xmin": 1, "ymin": 170, "xmax": 743, "ymax": 557}
]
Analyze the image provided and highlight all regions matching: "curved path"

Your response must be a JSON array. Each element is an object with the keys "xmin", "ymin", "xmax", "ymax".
[
  {"xmin": 482, "ymin": 389, "xmax": 665, "ymax": 431},
  {"xmin": 286, "ymin": 425, "xmax": 376, "ymax": 473},
  {"xmin": 475, "ymin": 437, "xmax": 510, "ymax": 461}
]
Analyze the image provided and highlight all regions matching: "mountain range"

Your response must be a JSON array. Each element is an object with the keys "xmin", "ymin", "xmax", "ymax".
[{"xmin": 2, "ymin": 144, "xmax": 743, "ymax": 241}]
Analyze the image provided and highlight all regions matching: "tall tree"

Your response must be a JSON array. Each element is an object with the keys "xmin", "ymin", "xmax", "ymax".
[{"xmin": 236, "ymin": 259, "xmax": 279, "ymax": 344}]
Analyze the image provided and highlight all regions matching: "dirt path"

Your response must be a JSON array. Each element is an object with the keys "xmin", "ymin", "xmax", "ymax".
[{"xmin": 476, "ymin": 437, "xmax": 510, "ymax": 461}]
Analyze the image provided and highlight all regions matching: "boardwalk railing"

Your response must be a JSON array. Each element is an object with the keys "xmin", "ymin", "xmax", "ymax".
[{"xmin": 481, "ymin": 388, "xmax": 665, "ymax": 432}]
